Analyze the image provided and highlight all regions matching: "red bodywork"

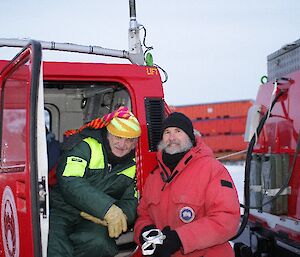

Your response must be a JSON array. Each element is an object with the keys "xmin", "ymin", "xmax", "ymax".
[
  {"xmin": 254, "ymin": 70, "xmax": 300, "ymax": 220},
  {"xmin": 0, "ymin": 60, "xmax": 164, "ymax": 196},
  {"xmin": 0, "ymin": 47, "xmax": 40, "ymax": 257},
  {"xmin": 250, "ymin": 69, "xmax": 300, "ymax": 243},
  {"xmin": 0, "ymin": 51, "xmax": 165, "ymax": 256}
]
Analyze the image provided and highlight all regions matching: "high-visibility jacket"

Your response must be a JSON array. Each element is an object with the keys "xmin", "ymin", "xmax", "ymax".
[
  {"xmin": 134, "ymin": 136, "xmax": 240, "ymax": 257},
  {"xmin": 50, "ymin": 128, "xmax": 138, "ymax": 225}
]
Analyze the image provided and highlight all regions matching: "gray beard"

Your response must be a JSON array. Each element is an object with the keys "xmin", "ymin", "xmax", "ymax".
[{"xmin": 157, "ymin": 138, "xmax": 193, "ymax": 154}]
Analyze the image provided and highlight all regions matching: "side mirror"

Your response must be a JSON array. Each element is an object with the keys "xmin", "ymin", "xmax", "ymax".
[{"xmin": 244, "ymin": 104, "xmax": 262, "ymax": 142}]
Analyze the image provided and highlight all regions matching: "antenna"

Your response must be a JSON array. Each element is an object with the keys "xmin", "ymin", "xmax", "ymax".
[
  {"xmin": 128, "ymin": 0, "xmax": 144, "ymax": 65},
  {"xmin": 0, "ymin": 1, "xmax": 146, "ymax": 65}
]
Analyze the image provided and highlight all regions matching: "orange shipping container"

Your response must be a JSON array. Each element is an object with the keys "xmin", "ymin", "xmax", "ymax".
[
  {"xmin": 201, "ymin": 134, "xmax": 248, "ymax": 152},
  {"xmin": 193, "ymin": 116, "xmax": 247, "ymax": 136},
  {"xmin": 174, "ymin": 100, "xmax": 253, "ymax": 120}
]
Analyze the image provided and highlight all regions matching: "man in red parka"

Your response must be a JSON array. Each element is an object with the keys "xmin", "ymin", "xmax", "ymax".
[{"xmin": 134, "ymin": 112, "xmax": 240, "ymax": 257}]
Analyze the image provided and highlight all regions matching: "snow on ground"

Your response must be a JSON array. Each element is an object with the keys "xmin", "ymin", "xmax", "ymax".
[
  {"xmin": 225, "ymin": 163, "xmax": 245, "ymax": 212},
  {"xmin": 225, "ymin": 163, "xmax": 245, "ymax": 247}
]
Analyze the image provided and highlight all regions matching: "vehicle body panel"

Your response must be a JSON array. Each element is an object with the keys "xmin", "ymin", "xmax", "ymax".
[{"xmin": 0, "ymin": 42, "xmax": 166, "ymax": 256}]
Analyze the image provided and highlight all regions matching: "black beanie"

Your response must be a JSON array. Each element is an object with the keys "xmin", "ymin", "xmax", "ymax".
[{"xmin": 161, "ymin": 112, "xmax": 196, "ymax": 145}]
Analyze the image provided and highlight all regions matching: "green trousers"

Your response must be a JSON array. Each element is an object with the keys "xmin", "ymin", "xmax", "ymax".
[{"xmin": 47, "ymin": 208, "xmax": 118, "ymax": 257}]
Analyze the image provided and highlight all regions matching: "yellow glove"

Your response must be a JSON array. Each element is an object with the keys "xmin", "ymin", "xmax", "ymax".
[
  {"xmin": 80, "ymin": 211, "xmax": 108, "ymax": 226},
  {"xmin": 104, "ymin": 204, "xmax": 128, "ymax": 238}
]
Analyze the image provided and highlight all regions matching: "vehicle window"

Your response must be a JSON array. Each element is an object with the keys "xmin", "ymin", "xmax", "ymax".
[
  {"xmin": 44, "ymin": 82, "xmax": 131, "ymax": 140},
  {"xmin": 1, "ymin": 66, "xmax": 28, "ymax": 168},
  {"xmin": 45, "ymin": 109, "xmax": 50, "ymax": 131}
]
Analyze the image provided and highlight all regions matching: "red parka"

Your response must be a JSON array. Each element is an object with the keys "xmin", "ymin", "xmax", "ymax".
[{"xmin": 134, "ymin": 136, "xmax": 240, "ymax": 257}]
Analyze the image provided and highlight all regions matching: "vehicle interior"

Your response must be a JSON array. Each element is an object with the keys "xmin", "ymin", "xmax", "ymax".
[
  {"xmin": 44, "ymin": 81, "xmax": 137, "ymax": 256},
  {"xmin": 44, "ymin": 81, "xmax": 132, "ymax": 142}
]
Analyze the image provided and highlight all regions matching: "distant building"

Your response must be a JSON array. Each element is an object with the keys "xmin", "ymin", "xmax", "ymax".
[{"xmin": 173, "ymin": 100, "xmax": 253, "ymax": 161}]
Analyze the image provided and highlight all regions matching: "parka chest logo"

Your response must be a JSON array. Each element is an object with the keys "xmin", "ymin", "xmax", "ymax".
[{"xmin": 179, "ymin": 206, "xmax": 195, "ymax": 223}]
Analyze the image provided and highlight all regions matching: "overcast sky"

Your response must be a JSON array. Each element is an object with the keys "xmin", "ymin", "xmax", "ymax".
[{"xmin": 0, "ymin": 1, "xmax": 299, "ymax": 106}]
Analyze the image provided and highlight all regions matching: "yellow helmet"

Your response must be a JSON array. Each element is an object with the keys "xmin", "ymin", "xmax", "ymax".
[{"xmin": 107, "ymin": 112, "xmax": 141, "ymax": 138}]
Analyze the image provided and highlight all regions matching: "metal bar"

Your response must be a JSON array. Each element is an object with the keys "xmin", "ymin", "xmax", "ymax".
[
  {"xmin": 128, "ymin": 0, "xmax": 144, "ymax": 65},
  {"xmin": 263, "ymin": 186, "xmax": 291, "ymax": 196},
  {"xmin": 276, "ymin": 240, "xmax": 300, "ymax": 255},
  {"xmin": 129, "ymin": 0, "xmax": 136, "ymax": 20},
  {"xmin": 0, "ymin": 38, "xmax": 131, "ymax": 61},
  {"xmin": 217, "ymin": 149, "xmax": 247, "ymax": 160}
]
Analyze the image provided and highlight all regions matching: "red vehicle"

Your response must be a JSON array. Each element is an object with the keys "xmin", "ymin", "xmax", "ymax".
[
  {"xmin": 234, "ymin": 39, "xmax": 300, "ymax": 256},
  {"xmin": 0, "ymin": 1, "xmax": 168, "ymax": 256},
  {"xmin": 1, "ymin": 0, "xmax": 299, "ymax": 255}
]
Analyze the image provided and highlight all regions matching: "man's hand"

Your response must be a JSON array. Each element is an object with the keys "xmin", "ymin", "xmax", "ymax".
[
  {"xmin": 104, "ymin": 204, "xmax": 128, "ymax": 238},
  {"xmin": 139, "ymin": 224, "xmax": 157, "ymax": 244},
  {"xmin": 80, "ymin": 211, "xmax": 108, "ymax": 226},
  {"xmin": 153, "ymin": 226, "xmax": 182, "ymax": 257}
]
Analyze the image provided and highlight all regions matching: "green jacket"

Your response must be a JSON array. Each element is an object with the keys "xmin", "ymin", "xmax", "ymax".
[{"xmin": 50, "ymin": 128, "xmax": 138, "ymax": 226}]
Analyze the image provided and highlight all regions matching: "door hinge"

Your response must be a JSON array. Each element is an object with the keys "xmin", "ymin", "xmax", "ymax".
[{"xmin": 39, "ymin": 176, "xmax": 47, "ymax": 218}]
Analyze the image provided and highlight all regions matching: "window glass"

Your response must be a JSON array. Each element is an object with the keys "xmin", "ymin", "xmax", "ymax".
[
  {"xmin": 1, "ymin": 63, "xmax": 29, "ymax": 167},
  {"xmin": 44, "ymin": 109, "xmax": 50, "ymax": 131}
]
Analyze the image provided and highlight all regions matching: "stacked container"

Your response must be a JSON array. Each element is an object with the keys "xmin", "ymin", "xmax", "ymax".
[{"xmin": 174, "ymin": 100, "xmax": 253, "ymax": 160}]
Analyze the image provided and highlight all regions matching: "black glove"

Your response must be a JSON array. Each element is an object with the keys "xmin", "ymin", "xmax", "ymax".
[
  {"xmin": 153, "ymin": 226, "xmax": 182, "ymax": 257},
  {"xmin": 139, "ymin": 224, "xmax": 157, "ymax": 245}
]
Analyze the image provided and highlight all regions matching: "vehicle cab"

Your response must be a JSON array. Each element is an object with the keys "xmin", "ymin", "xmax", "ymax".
[{"xmin": 0, "ymin": 37, "xmax": 166, "ymax": 257}]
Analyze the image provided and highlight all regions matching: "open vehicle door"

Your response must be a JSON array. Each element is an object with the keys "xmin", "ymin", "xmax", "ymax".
[{"xmin": 0, "ymin": 40, "xmax": 48, "ymax": 257}]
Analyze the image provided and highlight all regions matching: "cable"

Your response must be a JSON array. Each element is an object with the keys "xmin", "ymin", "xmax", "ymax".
[
  {"xmin": 153, "ymin": 63, "xmax": 168, "ymax": 83},
  {"xmin": 216, "ymin": 150, "xmax": 247, "ymax": 161},
  {"xmin": 140, "ymin": 26, "xmax": 153, "ymax": 58},
  {"xmin": 140, "ymin": 25, "xmax": 169, "ymax": 83},
  {"xmin": 258, "ymin": 128, "xmax": 300, "ymax": 208},
  {"xmin": 231, "ymin": 89, "xmax": 285, "ymax": 240}
]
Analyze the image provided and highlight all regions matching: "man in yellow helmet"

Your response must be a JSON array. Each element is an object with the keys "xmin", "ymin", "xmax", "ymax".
[{"xmin": 48, "ymin": 107, "xmax": 141, "ymax": 257}]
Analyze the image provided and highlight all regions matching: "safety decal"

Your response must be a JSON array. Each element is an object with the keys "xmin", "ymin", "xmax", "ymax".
[
  {"xmin": 1, "ymin": 186, "xmax": 20, "ymax": 257},
  {"xmin": 63, "ymin": 156, "xmax": 87, "ymax": 177},
  {"xmin": 146, "ymin": 67, "xmax": 158, "ymax": 76},
  {"xmin": 179, "ymin": 206, "xmax": 195, "ymax": 223}
]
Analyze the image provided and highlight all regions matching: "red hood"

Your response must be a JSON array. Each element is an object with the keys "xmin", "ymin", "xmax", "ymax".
[{"xmin": 192, "ymin": 135, "xmax": 214, "ymax": 158}]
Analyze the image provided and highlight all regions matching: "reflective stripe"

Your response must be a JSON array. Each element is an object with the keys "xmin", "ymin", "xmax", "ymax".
[
  {"xmin": 83, "ymin": 137, "xmax": 105, "ymax": 169},
  {"xmin": 117, "ymin": 165, "xmax": 136, "ymax": 179},
  {"xmin": 117, "ymin": 164, "xmax": 138, "ymax": 198},
  {"xmin": 63, "ymin": 156, "xmax": 87, "ymax": 177}
]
